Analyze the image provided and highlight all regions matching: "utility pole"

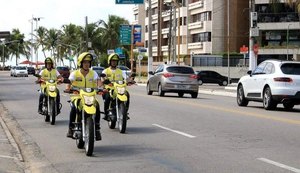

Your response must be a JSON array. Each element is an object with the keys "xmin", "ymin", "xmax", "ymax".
[
  {"xmin": 227, "ymin": 0, "xmax": 230, "ymax": 84},
  {"xmin": 168, "ymin": 5, "xmax": 173, "ymax": 63},
  {"xmin": 85, "ymin": 16, "xmax": 89, "ymax": 51},
  {"xmin": 249, "ymin": 0, "xmax": 257, "ymax": 71},
  {"xmin": 148, "ymin": 0, "xmax": 153, "ymax": 79},
  {"xmin": 33, "ymin": 16, "xmax": 43, "ymax": 68},
  {"xmin": 157, "ymin": 0, "xmax": 162, "ymax": 63}
]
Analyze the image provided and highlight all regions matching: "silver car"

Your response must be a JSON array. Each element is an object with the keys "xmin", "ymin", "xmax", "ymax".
[
  {"xmin": 147, "ymin": 64, "xmax": 199, "ymax": 98},
  {"xmin": 237, "ymin": 60, "xmax": 300, "ymax": 110}
]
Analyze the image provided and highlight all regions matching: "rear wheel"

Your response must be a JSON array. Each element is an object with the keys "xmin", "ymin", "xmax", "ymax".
[
  {"xmin": 237, "ymin": 84, "xmax": 248, "ymax": 106},
  {"xmin": 221, "ymin": 80, "xmax": 228, "ymax": 86},
  {"xmin": 146, "ymin": 83, "xmax": 153, "ymax": 95},
  {"xmin": 85, "ymin": 116, "xmax": 94, "ymax": 156},
  {"xmin": 283, "ymin": 102, "xmax": 294, "ymax": 110},
  {"xmin": 263, "ymin": 87, "xmax": 277, "ymax": 110},
  {"xmin": 158, "ymin": 84, "xmax": 165, "ymax": 97},
  {"xmin": 198, "ymin": 80, "xmax": 203, "ymax": 85},
  {"xmin": 191, "ymin": 92, "xmax": 198, "ymax": 98},
  {"xmin": 118, "ymin": 102, "xmax": 127, "ymax": 134},
  {"xmin": 178, "ymin": 92, "xmax": 184, "ymax": 97}
]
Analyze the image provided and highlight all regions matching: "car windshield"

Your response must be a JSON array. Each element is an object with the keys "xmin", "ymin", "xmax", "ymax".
[
  {"xmin": 16, "ymin": 66, "xmax": 26, "ymax": 70},
  {"xmin": 57, "ymin": 67, "xmax": 69, "ymax": 71},
  {"xmin": 166, "ymin": 66, "xmax": 194, "ymax": 74},
  {"xmin": 118, "ymin": 66, "xmax": 130, "ymax": 71},
  {"xmin": 281, "ymin": 63, "xmax": 300, "ymax": 75}
]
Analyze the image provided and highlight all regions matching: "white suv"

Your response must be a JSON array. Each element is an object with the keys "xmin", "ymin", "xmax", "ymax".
[
  {"xmin": 237, "ymin": 60, "xmax": 300, "ymax": 110},
  {"xmin": 13, "ymin": 66, "xmax": 28, "ymax": 77}
]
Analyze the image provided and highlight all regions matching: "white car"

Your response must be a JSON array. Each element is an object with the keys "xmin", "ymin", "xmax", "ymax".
[
  {"xmin": 13, "ymin": 66, "xmax": 28, "ymax": 77},
  {"xmin": 117, "ymin": 65, "xmax": 132, "ymax": 78},
  {"xmin": 237, "ymin": 60, "xmax": 300, "ymax": 110}
]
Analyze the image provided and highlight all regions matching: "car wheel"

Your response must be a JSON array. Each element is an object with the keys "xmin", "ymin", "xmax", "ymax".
[
  {"xmin": 263, "ymin": 87, "xmax": 277, "ymax": 110},
  {"xmin": 237, "ymin": 84, "xmax": 248, "ymax": 106},
  {"xmin": 158, "ymin": 84, "xmax": 164, "ymax": 97},
  {"xmin": 178, "ymin": 92, "xmax": 184, "ymax": 97},
  {"xmin": 222, "ymin": 80, "xmax": 228, "ymax": 86},
  {"xmin": 191, "ymin": 92, "xmax": 198, "ymax": 98},
  {"xmin": 198, "ymin": 80, "xmax": 203, "ymax": 85},
  {"xmin": 146, "ymin": 83, "xmax": 153, "ymax": 95},
  {"xmin": 283, "ymin": 102, "xmax": 294, "ymax": 110}
]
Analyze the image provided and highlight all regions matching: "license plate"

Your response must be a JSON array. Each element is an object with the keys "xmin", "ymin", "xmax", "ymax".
[{"xmin": 177, "ymin": 85, "xmax": 188, "ymax": 89}]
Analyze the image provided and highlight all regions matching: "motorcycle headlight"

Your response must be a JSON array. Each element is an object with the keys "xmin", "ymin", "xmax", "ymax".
[
  {"xmin": 117, "ymin": 87, "xmax": 126, "ymax": 95},
  {"xmin": 83, "ymin": 95, "xmax": 95, "ymax": 106},
  {"xmin": 48, "ymin": 85, "xmax": 56, "ymax": 92}
]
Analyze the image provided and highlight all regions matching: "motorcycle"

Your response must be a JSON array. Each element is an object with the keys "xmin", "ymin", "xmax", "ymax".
[
  {"xmin": 104, "ymin": 79, "xmax": 135, "ymax": 134},
  {"xmin": 35, "ymin": 75, "xmax": 62, "ymax": 125},
  {"xmin": 65, "ymin": 87, "xmax": 104, "ymax": 156}
]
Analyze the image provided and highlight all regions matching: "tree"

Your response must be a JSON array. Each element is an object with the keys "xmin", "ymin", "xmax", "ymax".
[
  {"xmin": 7, "ymin": 29, "xmax": 26, "ymax": 66},
  {"xmin": 33, "ymin": 26, "xmax": 48, "ymax": 59}
]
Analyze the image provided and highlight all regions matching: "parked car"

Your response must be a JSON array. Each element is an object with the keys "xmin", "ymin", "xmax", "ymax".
[
  {"xmin": 27, "ymin": 66, "xmax": 35, "ymax": 75},
  {"xmin": 14, "ymin": 66, "xmax": 28, "ymax": 77},
  {"xmin": 147, "ymin": 64, "xmax": 199, "ymax": 98},
  {"xmin": 10, "ymin": 66, "xmax": 16, "ymax": 76},
  {"xmin": 91, "ymin": 66, "xmax": 105, "ymax": 76},
  {"xmin": 56, "ymin": 66, "xmax": 70, "ymax": 81},
  {"xmin": 196, "ymin": 70, "xmax": 231, "ymax": 86},
  {"xmin": 237, "ymin": 60, "xmax": 300, "ymax": 110},
  {"xmin": 117, "ymin": 65, "xmax": 132, "ymax": 78}
]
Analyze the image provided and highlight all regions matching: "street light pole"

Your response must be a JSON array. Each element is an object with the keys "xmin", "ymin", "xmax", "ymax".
[
  {"xmin": 33, "ymin": 16, "xmax": 43, "ymax": 68},
  {"xmin": 286, "ymin": 24, "xmax": 292, "ymax": 60}
]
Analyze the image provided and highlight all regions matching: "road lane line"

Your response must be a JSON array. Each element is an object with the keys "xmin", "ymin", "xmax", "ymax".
[
  {"xmin": 134, "ymin": 93, "xmax": 300, "ymax": 125},
  {"xmin": 258, "ymin": 158, "xmax": 300, "ymax": 173},
  {"xmin": 153, "ymin": 124, "xmax": 196, "ymax": 138},
  {"xmin": 0, "ymin": 155, "xmax": 17, "ymax": 159}
]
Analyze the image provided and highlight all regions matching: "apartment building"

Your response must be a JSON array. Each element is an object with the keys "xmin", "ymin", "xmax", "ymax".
[
  {"xmin": 255, "ymin": 0, "xmax": 300, "ymax": 62},
  {"xmin": 132, "ymin": 0, "xmax": 249, "ymax": 66}
]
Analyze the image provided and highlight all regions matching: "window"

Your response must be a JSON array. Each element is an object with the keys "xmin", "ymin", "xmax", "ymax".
[
  {"xmin": 192, "ymin": 32, "xmax": 211, "ymax": 42},
  {"xmin": 281, "ymin": 63, "xmax": 300, "ymax": 75},
  {"xmin": 167, "ymin": 66, "xmax": 194, "ymax": 74},
  {"xmin": 253, "ymin": 62, "xmax": 266, "ymax": 74}
]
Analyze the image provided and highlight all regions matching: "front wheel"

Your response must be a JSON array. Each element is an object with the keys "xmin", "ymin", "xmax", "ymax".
[
  {"xmin": 237, "ymin": 84, "xmax": 248, "ymax": 106},
  {"xmin": 263, "ymin": 87, "xmax": 277, "ymax": 110},
  {"xmin": 146, "ymin": 83, "xmax": 153, "ymax": 95},
  {"xmin": 49, "ymin": 98, "xmax": 56, "ymax": 125},
  {"xmin": 118, "ymin": 102, "xmax": 127, "ymax": 133},
  {"xmin": 85, "ymin": 116, "xmax": 94, "ymax": 156}
]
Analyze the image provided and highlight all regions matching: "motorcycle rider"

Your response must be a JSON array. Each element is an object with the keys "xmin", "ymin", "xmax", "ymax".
[
  {"xmin": 66, "ymin": 52, "xmax": 102, "ymax": 141},
  {"xmin": 37, "ymin": 57, "xmax": 63, "ymax": 117},
  {"xmin": 101, "ymin": 53, "xmax": 133, "ymax": 121}
]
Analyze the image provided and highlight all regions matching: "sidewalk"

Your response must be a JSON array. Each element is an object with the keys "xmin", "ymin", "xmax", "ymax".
[{"xmin": 0, "ymin": 102, "xmax": 25, "ymax": 173}]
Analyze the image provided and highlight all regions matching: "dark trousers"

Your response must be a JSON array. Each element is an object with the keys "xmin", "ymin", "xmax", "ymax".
[
  {"xmin": 38, "ymin": 89, "xmax": 60, "ymax": 112},
  {"xmin": 68, "ymin": 100, "xmax": 101, "ymax": 130},
  {"xmin": 102, "ymin": 91, "xmax": 130, "ymax": 115}
]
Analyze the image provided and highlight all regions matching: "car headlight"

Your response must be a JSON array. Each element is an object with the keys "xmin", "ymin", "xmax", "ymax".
[
  {"xmin": 83, "ymin": 95, "xmax": 95, "ymax": 106},
  {"xmin": 48, "ymin": 85, "xmax": 56, "ymax": 92},
  {"xmin": 117, "ymin": 87, "xmax": 126, "ymax": 94}
]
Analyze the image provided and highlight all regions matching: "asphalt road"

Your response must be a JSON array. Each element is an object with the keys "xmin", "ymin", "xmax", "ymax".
[{"xmin": 0, "ymin": 71, "xmax": 300, "ymax": 173}]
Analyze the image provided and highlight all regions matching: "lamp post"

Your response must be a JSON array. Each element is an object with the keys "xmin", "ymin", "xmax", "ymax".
[
  {"xmin": 32, "ymin": 16, "xmax": 43, "ymax": 68},
  {"xmin": 286, "ymin": 23, "xmax": 292, "ymax": 60}
]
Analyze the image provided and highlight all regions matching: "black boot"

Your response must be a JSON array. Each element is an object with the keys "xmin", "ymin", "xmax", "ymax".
[
  {"xmin": 95, "ymin": 125, "xmax": 101, "ymax": 141},
  {"xmin": 66, "ymin": 128, "xmax": 73, "ymax": 138},
  {"xmin": 38, "ymin": 94, "xmax": 43, "ymax": 114}
]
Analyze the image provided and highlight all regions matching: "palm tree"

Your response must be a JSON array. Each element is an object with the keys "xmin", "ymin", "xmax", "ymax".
[
  {"xmin": 33, "ymin": 26, "xmax": 48, "ymax": 59},
  {"xmin": 8, "ymin": 29, "xmax": 26, "ymax": 66},
  {"xmin": 269, "ymin": 0, "xmax": 300, "ymax": 16},
  {"xmin": 44, "ymin": 28, "xmax": 61, "ymax": 61},
  {"xmin": 99, "ymin": 15, "xmax": 130, "ymax": 50}
]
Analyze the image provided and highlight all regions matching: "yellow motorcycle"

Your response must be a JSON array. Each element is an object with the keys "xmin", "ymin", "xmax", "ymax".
[
  {"xmin": 35, "ymin": 75, "xmax": 62, "ymax": 125},
  {"xmin": 65, "ymin": 87, "xmax": 103, "ymax": 156},
  {"xmin": 104, "ymin": 79, "xmax": 134, "ymax": 134}
]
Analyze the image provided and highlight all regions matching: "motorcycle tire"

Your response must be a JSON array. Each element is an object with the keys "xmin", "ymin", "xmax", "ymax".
[
  {"xmin": 50, "ymin": 98, "xmax": 56, "ymax": 125},
  {"xmin": 85, "ymin": 116, "xmax": 94, "ymax": 156},
  {"xmin": 118, "ymin": 102, "xmax": 127, "ymax": 134}
]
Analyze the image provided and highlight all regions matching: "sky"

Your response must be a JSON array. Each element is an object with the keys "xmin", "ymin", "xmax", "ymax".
[{"xmin": 0, "ymin": 0, "xmax": 135, "ymax": 66}]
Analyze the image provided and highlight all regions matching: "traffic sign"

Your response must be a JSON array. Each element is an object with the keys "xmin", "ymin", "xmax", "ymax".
[
  {"xmin": 0, "ymin": 31, "xmax": 10, "ymax": 38},
  {"xmin": 116, "ymin": 0, "xmax": 144, "ymax": 4},
  {"xmin": 119, "ymin": 25, "xmax": 132, "ymax": 45}
]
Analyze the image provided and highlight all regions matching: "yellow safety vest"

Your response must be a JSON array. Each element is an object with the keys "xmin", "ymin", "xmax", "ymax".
[
  {"xmin": 41, "ymin": 69, "xmax": 57, "ymax": 88},
  {"xmin": 105, "ymin": 68, "xmax": 123, "ymax": 81},
  {"xmin": 72, "ymin": 69, "xmax": 97, "ymax": 88}
]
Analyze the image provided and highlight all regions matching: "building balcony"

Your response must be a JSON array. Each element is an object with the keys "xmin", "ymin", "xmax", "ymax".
[
  {"xmin": 188, "ymin": 42, "xmax": 212, "ymax": 54},
  {"xmin": 188, "ymin": 21, "xmax": 203, "ymax": 30},
  {"xmin": 189, "ymin": 0, "xmax": 203, "ymax": 10},
  {"xmin": 188, "ymin": 42, "xmax": 203, "ymax": 49}
]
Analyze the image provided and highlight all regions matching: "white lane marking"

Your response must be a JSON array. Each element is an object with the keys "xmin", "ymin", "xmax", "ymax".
[
  {"xmin": 0, "ymin": 155, "xmax": 16, "ymax": 159},
  {"xmin": 152, "ymin": 124, "xmax": 196, "ymax": 138},
  {"xmin": 258, "ymin": 158, "xmax": 300, "ymax": 173},
  {"xmin": 0, "ymin": 138, "xmax": 8, "ymax": 141}
]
